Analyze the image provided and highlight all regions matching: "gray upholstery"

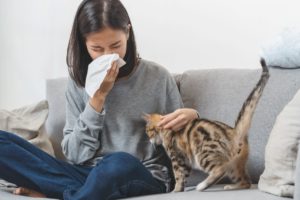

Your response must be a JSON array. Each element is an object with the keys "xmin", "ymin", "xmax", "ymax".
[
  {"xmin": 180, "ymin": 67, "xmax": 300, "ymax": 186},
  {"xmin": 1, "ymin": 67, "xmax": 300, "ymax": 200},
  {"xmin": 45, "ymin": 77, "xmax": 68, "ymax": 160},
  {"xmin": 124, "ymin": 185, "xmax": 291, "ymax": 200},
  {"xmin": 295, "ymin": 145, "xmax": 300, "ymax": 200}
]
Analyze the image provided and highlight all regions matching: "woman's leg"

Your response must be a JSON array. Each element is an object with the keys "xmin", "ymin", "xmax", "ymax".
[
  {"xmin": 0, "ymin": 130, "xmax": 91, "ymax": 199},
  {"xmin": 65, "ymin": 152, "xmax": 166, "ymax": 200}
]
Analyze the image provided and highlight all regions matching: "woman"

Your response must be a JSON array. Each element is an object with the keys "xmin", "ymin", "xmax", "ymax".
[{"xmin": 0, "ymin": 0, "xmax": 198, "ymax": 199}]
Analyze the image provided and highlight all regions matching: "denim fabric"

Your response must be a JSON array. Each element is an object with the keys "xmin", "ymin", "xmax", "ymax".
[{"xmin": 0, "ymin": 130, "xmax": 166, "ymax": 200}]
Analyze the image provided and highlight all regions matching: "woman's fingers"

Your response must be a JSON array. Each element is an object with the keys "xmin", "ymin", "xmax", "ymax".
[
  {"xmin": 164, "ymin": 114, "xmax": 186, "ymax": 130},
  {"xmin": 171, "ymin": 121, "xmax": 186, "ymax": 131},
  {"xmin": 97, "ymin": 62, "xmax": 119, "ymax": 95},
  {"xmin": 157, "ymin": 111, "xmax": 179, "ymax": 127},
  {"xmin": 158, "ymin": 108, "xmax": 198, "ymax": 131},
  {"xmin": 106, "ymin": 62, "xmax": 118, "ymax": 80},
  {"xmin": 111, "ymin": 62, "xmax": 119, "ymax": 78}
]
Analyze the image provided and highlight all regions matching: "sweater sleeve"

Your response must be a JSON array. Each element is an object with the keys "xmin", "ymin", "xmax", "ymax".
[
  {"xmin": 61, "ymin": 78, "xmax": 104, "ymax": 164},
  {"xmin": 164, "ymin": 74, "xmax": 184, "ymax": 113}
]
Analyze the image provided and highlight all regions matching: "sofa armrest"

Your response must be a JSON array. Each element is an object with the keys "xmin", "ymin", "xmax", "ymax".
[{"xmin": 294, "ymin": 144, "xmax": 300, "ymax": 200}]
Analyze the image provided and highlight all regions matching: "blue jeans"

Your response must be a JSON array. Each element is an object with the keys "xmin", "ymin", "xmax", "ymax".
[{"xmin": 0, "ymin": 130, "xmax": 166, "ymax": 200}]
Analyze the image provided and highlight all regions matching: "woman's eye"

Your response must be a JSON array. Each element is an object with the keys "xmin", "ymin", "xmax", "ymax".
[
  {"xmin": 92, "ymin": 49, "xmax": 104, "ymax": 52},
  {"xmin": 112, "ymin": 45, "xmax": 121, "ymax": 49}
]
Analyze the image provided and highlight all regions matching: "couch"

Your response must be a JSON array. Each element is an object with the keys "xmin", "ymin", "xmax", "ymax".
[{"xmin": 1, "ymin": 66, "xmax": 300, "ymax": 200}]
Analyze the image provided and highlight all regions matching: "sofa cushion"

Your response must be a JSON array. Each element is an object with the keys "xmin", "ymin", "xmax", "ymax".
[
  {"xmin": 258, "ymin": 89, "xmax": 300, "ymax": 197},
  {"xmin": 45, "ymin": 77, "xmax": 68, "ymax": 160},
  {"xmin": 0, "ymin": 100, "xmax": 54, "ymax": 156},
  {"xmin": 178, "ymin": 67, "xmax": 300, "ymax": 185},
  {"xmin": 260, "ymin": 27, "xmax": 300, "ymax": 69}
]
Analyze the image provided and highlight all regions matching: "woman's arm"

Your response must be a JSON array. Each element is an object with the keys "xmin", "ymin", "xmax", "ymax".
[
  {"xmin": 61, "ymin": 79, "xmax": 104, "ymax": 164},
  {"xmin": 62, "ymin": 63, "xmax": 119, "ymax": 164}
]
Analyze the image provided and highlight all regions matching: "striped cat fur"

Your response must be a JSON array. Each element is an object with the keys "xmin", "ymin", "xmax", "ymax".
[{"xmin": 143, "ymin": 59, "xmax": 269, "ymax": 192}]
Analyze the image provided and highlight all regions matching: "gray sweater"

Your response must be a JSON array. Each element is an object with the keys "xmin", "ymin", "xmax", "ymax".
[{"xmin": 62, "ymin": 59, "xmax": 183, "ymax": 191}]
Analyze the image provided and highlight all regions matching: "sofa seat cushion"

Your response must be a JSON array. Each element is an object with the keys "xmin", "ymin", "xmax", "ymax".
[
  {"xmin": 124, "ymin": 185, "xmax": 290, "ymax": 200},
  {"xmin": 0, "ymin": 185, "xmax": 289, "ymax": 200}
]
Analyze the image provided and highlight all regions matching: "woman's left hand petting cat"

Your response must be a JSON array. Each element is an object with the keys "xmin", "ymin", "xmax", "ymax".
[{"xmin": 157, "ymin": 108, "xmax": 199, "ymax": 131}]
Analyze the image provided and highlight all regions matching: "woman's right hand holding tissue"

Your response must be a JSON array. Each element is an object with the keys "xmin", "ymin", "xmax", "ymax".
[{"xmin": 89, "ymin": 62, "xmax": 119, "ymax": 112}]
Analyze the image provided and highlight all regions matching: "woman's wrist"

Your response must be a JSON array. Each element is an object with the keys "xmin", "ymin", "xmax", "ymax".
[{"xmin": 89, "ymin": 92, "xmax": 106, "ymax": 113}]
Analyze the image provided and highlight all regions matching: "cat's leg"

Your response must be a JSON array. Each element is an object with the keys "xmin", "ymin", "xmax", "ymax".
[
  {"xmin": 224, "ymin": 177, "xmax": 251, "ymax": 189},
  {"xmin": 184, "ymin": 165, "xmax": 192, "ymax": 180},
  {"xmin": 196, "ymin": 167, "xmax": 226, "ymax": 191},
  {"xmin": 170, "ymin": 153, "xmax": 187, "ymax": 192},
  {"xmin": 224, "ymin": 168, "xmax": 251, "ymax": 190},
  {"xmin": 224, "ymin": 158, "xmax": 251, "ymax": 190}
]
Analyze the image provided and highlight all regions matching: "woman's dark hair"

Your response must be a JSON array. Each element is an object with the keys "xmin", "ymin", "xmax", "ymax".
[{"xmin": 67, "ymin": 0, "xmax": 138, "ymax": 87}]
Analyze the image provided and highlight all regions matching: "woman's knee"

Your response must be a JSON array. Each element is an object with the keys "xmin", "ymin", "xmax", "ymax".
[
  {"xmin": 105, "ymin": 152, "xmax": 139, "ymax": 162},
  {"xmin": 0, "ymin": 131, "xmax": 16, "ymax": 157},
  {"xmin": 0, "ymin": 130, "xmax": 12, "ymax": 141},
  {"xmin": 100, "ymin": 152, "xmax": 144, "ymax": 178}
]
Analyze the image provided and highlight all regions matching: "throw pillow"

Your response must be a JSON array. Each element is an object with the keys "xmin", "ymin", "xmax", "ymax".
[
  {"xmin": 258, "ymin": 89, "xmax": 300, "ymax": 197},
  {"xmin": 0, "ymin": 100, "xmax": 54, "ymax": 156},
  {"xmin": 260, "ymin": 27, "xmax": 300, "ymax": 69}
]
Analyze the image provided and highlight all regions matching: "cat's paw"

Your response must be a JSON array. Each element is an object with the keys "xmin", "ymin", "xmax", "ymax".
[
  {"xmin": 172, "ymin": 188, "xmax": 184, "ymax": 193},
  {"xmin": 224, "ymin": 184, "xmax": 233, "ymax": 190},
  {"xmin": 196, "ymin": 182, "xmax": 207, "ymax": 191},
  {"xmin": 224, "ymin": 183, "xmax": 251, "ymax": 190},
  {"xmin": 172, "ymin": 185, "xmax": 184, "ymax": 193}
]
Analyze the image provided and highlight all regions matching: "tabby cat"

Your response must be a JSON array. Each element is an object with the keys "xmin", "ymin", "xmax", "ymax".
[{"xmin": 143, "ymin": 59, "xmax": 269, "ymax": 192}]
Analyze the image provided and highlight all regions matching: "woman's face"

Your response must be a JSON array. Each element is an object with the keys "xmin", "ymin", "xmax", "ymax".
[{"xmin": 85, "ymin": 27, "xmax": 128, "ymax": 60}]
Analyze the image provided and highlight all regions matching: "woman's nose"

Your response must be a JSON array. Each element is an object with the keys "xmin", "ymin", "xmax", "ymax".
[{"xmin": 104, "ymin": 50, "xmax": 114, "ymax": 55}]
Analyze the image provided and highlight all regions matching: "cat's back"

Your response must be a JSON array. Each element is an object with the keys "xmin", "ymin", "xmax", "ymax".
[
  {"xmin": 191, "ymin": 118, "xmax": 235, "ymax": 141},
  {"xmin": 185, "ymin": 119, "xmax": 236, "ymax": 158}
]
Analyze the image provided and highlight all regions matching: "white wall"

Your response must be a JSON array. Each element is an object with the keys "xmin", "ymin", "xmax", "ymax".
[{"xmin": 1, "ymin": 0, "xmax": 300, "ymax": 109}]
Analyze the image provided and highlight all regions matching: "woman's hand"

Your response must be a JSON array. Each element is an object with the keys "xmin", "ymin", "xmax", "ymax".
[
  {"xmin": 97, "ymin": 61, "xmax": 119, "ymax": 96},
  {"xmin": 89, "ymin": 62, "xmax": 119, "ymax": 112},
  {"xmin": 157, "ymin": 108, "xmax": 199, "ymax": 131}
]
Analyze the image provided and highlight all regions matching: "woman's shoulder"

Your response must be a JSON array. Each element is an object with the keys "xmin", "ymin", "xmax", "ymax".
[
  {"xmin": 66, "ymin": 77, "xmax": 88, "ymax": 101},
  {"xmin": 67, "ymin": 77, "xmax": 80, "ymax": 92},
  {"xmin": 139, "ymin": 58, "xmax": 172, "ymax": 78}
]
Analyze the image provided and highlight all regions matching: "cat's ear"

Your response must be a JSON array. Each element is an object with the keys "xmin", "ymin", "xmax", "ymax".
[{"xmin": 142, "ymin": 113, "xmax": 151, "ymax": 122}]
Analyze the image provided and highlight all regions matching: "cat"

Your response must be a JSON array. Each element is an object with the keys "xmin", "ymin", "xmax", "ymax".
[{"xmin": 143, "ymin": 58, "xmax": 269, "ymax": 192}]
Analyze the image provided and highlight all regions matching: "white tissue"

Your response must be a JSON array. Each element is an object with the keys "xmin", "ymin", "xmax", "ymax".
[
  {"xmin": 260, "ymin": 27, "xmax": 300, "ymax": 68},
  {"xmin": 85, "ymin": 53, "xmax": 126, "ymax": 98}
]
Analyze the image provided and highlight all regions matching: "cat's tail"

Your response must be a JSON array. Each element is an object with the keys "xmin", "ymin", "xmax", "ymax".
[{"xmin": 234, "ymin": 58, "xmax": 269, "ymax": 139}]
